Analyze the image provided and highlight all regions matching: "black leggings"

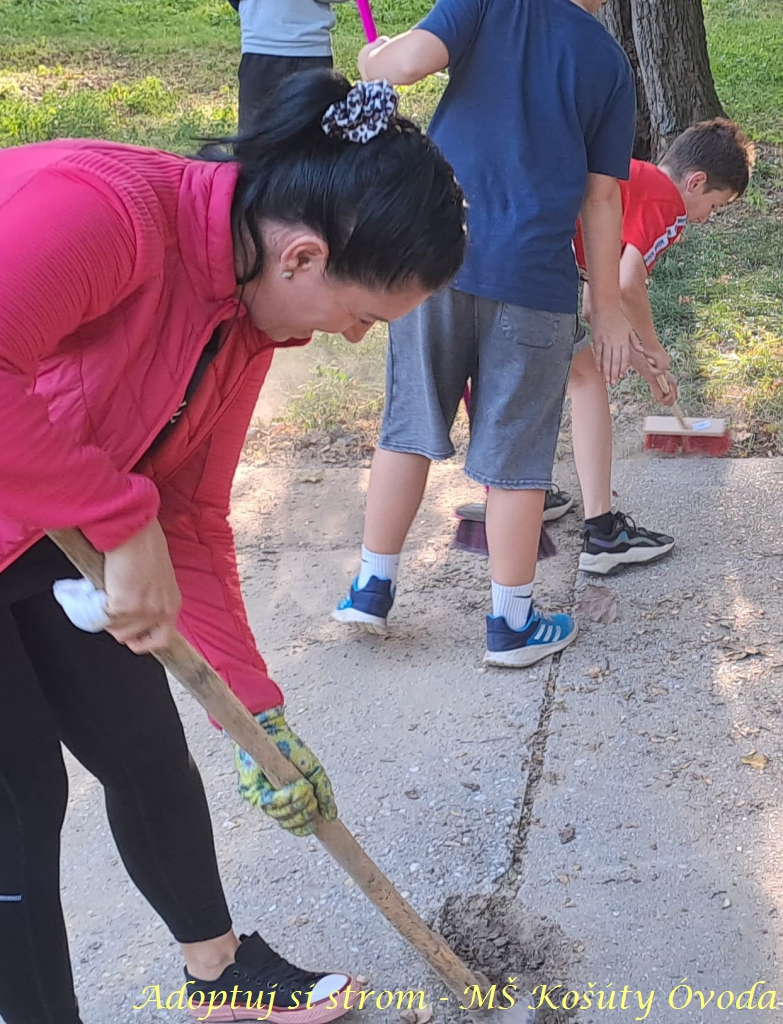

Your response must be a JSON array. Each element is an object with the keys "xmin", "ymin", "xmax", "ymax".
[{"xmin": 0, "ymin": 541, "xmax": 232, "ymax": 1024}]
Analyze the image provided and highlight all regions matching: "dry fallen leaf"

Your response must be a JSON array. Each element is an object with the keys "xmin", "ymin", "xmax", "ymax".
[
  {"xmin": 401, "ymin": 1008, "xmax": 434, "ymax": 1024},
  {"xmin": 577, "ymin": 585, "xmax": 618, "ymax": 625},
  {"xmin": 296, "ymin": 471, "xmax": 324, "ymax": 484},
  {"xmin": 726, "ymin": 646, "xmax": 764, "ymax": 662},
  {"xmin": 742, "ymin": 752, "xmax": 769, "ymax": 771},
  {"xmin": 559, "ymin": 825, "xmax": 577, "ymax": 844}
]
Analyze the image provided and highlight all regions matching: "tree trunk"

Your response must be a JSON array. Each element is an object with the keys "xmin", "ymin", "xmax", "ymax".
[
  {"xmin": 598, "ymin": 0, "xmax": 652, "ymax": 160},
  {"xmin": 630, "ymin": 0, "xmax": 724, "ymax": 159},
  {"xmin": 599, "ymin": 0, "xmax": 724, "ymax": 162}
]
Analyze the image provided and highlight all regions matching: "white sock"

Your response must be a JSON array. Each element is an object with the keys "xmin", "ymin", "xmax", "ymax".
[
  {"xmin": 358, "ymin": 546, "xmax": 400, "ymax": 589},
  {"xmin": 491, "ymin": 581, "xmax": 534, "ymax": 630}
]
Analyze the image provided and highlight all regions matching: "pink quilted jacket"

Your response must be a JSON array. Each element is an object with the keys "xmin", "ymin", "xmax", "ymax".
[{"xmin": 0, "ymin": 139, "xmax": 305, "ymax": 714}]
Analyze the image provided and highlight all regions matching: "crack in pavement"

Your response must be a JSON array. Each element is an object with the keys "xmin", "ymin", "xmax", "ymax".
[{"xmin": 503, "ymin": 650, "xmax": 566, "ymax": 902}]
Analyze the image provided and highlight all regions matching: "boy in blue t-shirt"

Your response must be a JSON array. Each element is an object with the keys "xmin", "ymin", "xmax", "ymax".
[{"xmin": 334, "ymin": 0, "xmax": 636, "ymax": 668}]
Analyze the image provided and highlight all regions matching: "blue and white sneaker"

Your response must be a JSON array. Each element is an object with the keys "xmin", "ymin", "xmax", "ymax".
[
  {"xmin": 483, "ymin": 606, "xmax": 578, "ymax": 667},
  {"xmin": 332, "ymin": 576, "xmax": 395, "ymax": 635}
]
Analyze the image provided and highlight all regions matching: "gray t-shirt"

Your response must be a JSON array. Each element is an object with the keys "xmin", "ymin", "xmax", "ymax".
[{"xmin": 239, "ymin": 0, "xmax": 349, "ymax": 57}]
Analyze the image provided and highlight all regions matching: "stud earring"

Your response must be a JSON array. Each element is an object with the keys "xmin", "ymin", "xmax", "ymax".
[{"xmin": 281, "ymin": 270, "xmax": 294, "ymax": 280}]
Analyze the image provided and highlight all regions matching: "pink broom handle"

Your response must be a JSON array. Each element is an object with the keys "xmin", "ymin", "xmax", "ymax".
[{"xmin": 356, "ymin": 0, "xmax": 378, "ymax": 42}]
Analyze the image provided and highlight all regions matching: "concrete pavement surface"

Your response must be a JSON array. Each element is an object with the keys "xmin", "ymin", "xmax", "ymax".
[{"xmin": 43, "ymin": 454, "xmax": 783, "ymax": 1024}]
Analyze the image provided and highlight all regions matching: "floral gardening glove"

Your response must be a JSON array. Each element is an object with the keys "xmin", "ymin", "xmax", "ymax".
[{"xmin": 233, "ymin": 706, "xmax": 337, "ymax": 837}]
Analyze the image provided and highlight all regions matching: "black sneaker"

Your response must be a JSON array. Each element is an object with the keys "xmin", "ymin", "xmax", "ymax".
[
  {"xmin": 185, "ymin": 932, "xmax": 356, "ymax": 1022},
  {"xmin": 579, "ymin": 511, "xmax": 675, "ymax": 575},
  {"xmin": 454, "ymin": 485, "xmax": 574, "ymax": 526},
  {"xmin": 543, "ymin": 485, "xmax": 575, "ymax": 522}
]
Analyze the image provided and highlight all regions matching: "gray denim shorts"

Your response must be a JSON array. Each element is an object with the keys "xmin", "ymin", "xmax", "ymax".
[
  {"xmin": 380, "ymin": 288, "xmax": 579, "ymax": 489},
  {"xmin": 574, "ymin": 321, "xmax": 591, "ymax": 354}
]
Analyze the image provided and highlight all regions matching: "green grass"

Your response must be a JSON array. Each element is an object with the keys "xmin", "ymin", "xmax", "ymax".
[
  {"xmin": 0, "ymin": 0, "xmax": 781, "ymax": 446},
  {"xmin": 705, "ymin": 0, "xmax": 783, "ymax": 144},
  {"xmin": 0, "ymin": 0, "xmax": 437, "ymax": 148},
  {"xmin": 281, "ymin": 362, "xmax": 385, "ymax": 434},
  {"xmin": 0, "ymin": 0, "xmax": 241, "ymax": 146}
]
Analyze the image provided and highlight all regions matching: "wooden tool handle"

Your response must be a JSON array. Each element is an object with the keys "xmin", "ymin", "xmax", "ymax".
[
  {"xmin": 654, "ymin": 371, "xmax": 690, "ymax": 432},
  {"xmin": 46, "ymin": 528, "xmax": 484, "ymax": 1001}
]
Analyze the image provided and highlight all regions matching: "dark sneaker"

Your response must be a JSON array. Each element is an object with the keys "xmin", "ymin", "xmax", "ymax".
[
  {"xmin": 543, "ymin": 485, "xmax": 575, "ymax": 522},
  {"xmin": 454, "ymin": 501, "xmax": 486, "ymax": 523},
  {"xmin": 483, "ymin": 606, "xmax": 578, "ymax": 668},
  {"xmin": 332, "ymin": 575, "xmax": 394, "ymax": 634},
  {"xmin": 185, "ymin": 932, "xmax": 357, "ymax": 1023},
  {"xmin": 454, "ymin": 485, "xmax": 574, "ymax": 526},
  {"xmin": 579, "ymin": 511, "xmax": 675, "ymax": 575}
]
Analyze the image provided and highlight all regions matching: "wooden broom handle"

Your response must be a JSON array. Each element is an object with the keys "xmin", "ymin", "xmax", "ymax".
[
  {"xmin": 45, "ymin": 528, "xmax": 486, "ymax": 1002},
  {"xmin": 655, "ymin": 375, "xmax": 690, "ymax": 432},
  {"xmin": 649, "ymin": 358, "xmax": 690, "ymax": 432}
]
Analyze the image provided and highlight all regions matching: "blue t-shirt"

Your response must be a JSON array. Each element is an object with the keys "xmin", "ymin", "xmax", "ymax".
[{"xmin": 419, "ymin": 0, "xmax": 636, "ymax": 313}]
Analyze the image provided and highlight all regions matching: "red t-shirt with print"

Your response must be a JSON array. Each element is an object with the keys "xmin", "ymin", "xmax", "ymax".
[{"xmin": 574, "ymin": 159, "xmax": 687, "ymax": 276}]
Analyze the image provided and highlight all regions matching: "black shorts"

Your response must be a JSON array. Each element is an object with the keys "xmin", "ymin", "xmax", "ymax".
[{"xmin": 238, "ymin": 53, "xmax": 333, "ymax": 132}]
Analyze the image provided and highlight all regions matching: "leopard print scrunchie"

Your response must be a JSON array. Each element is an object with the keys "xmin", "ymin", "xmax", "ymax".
[{"xmin": 321, "ymin": 80, "xmax": 399, "ymax": 144}]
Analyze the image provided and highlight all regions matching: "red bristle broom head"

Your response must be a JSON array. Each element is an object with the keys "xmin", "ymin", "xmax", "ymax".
[
  {"xmin": 643, "ymin": 414, "xmax": 732, "ymax": 456},
  {"xmin": 644, "ymin": 431, "xmax": 732, "ymax": 456}
]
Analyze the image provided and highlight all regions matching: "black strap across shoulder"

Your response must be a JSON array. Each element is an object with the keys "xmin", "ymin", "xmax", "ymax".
[{"xmin": 147, "ymin": 326, "xmax": 223, "ymax": 454}]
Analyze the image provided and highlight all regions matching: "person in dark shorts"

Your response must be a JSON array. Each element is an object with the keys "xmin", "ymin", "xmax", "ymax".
[
  {"xmin": 229, "ymin": 0, "xmax": 350, "ymax": 130},
  {"xmin": 333, "ymin": 0, "xmax": 637, "ymax": 668}
]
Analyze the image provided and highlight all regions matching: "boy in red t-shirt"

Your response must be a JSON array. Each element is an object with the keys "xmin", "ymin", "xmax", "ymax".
[{"xmin": 571, "ymin": 118, "xmax": 754, "ymax": 574}]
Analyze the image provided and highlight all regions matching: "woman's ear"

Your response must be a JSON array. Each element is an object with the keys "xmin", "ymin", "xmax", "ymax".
[{"xmin": 279, "ymin": 232, "xmax": 330, "ymax": 277}]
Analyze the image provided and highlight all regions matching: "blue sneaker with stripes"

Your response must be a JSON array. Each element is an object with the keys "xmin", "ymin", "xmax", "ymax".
[
  {"xmin": 483, "ymin": 606, "xmax": 577, "ymax": 667},
  {"xmin": 332, "ymin": 576, "xmax": 395, "ymax": 635}
]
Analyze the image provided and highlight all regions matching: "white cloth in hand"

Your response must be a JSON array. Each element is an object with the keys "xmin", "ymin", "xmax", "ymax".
[{"xmin": 53, "ymin": 578, "xmax": 110, "ymax": 633}]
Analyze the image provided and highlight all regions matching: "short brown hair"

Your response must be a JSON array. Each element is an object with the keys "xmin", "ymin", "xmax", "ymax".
[{"xmin": 661, "ymin": 118, "xmax": 756, "ymax": 199}]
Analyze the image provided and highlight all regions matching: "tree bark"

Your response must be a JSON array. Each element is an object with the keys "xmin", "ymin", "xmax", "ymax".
[
  {"xmin": 630, "ymin": 0, "xmax": 724, "ymax": 159},
  {"xmin": 598, "ymin": 0, "xmax": 652, "ymax": 160},
  {"xmin": 599, "ymin": 0, "xmax": 724, "ymax": 162}
]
